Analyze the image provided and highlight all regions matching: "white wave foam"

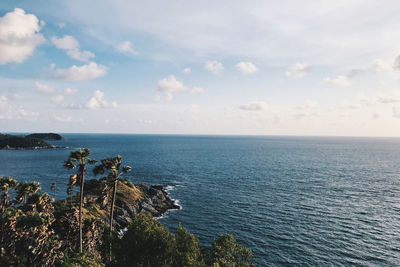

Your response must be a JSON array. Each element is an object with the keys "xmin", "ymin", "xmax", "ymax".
[
  {"xmin": 173, "ymin": 199, "xmax": 182, "ymax": 210},
  {"xmin": 164, "ymin": 185, "xmax": 175, "ymax": 192}
]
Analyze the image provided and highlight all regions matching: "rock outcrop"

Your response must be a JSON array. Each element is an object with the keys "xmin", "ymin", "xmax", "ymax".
[
  {"xmin": 67, "ymin": 178, "xmax": 181, "ymax": 232},
  {"xmin": 114, "ymin": 184, "xmax": 180, "ymax": 230}
]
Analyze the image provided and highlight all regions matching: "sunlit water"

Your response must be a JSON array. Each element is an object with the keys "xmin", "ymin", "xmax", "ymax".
[{"xmin": 1, "ymin": 134, "xmax": 400, "ymax": 266}]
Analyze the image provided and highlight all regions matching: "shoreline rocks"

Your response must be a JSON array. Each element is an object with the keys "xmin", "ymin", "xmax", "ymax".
[
  {"xmin": 2, "ymin": 145, "xmax": 65, "ymax": 150},
  {"xmin": 114, "ymin": 184, "xmax": 180, "ymax": 230}
]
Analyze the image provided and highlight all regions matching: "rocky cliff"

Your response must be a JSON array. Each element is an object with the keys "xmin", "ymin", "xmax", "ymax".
[{"xmin": 62, "ymin": 178, "xmax": 180, "ymax": 232}]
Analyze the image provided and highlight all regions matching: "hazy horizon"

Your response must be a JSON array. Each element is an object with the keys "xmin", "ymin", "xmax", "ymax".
[{"xmin": 5, "ymin": 131, "xmax": 400, "ymax": 139}]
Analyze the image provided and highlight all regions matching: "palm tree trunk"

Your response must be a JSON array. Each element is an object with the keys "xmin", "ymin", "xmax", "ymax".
[
  {"xmin": 0, "ymin": 190, "xmax": 7, "ymax": 257},
  {"xmin": 79, "ymin": 166, "xmax": 85, "ymax": 254},
  {"xmin": 109, "ymin": 178, "xmax": 118, "ymax": 262}
]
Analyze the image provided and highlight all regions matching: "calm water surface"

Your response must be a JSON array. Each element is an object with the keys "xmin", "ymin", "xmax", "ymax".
[{"xmin": 1, "ymin": 134, "xmax": 400, "ymax": 266}]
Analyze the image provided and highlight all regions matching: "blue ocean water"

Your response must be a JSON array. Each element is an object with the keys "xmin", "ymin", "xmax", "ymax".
[{"xmin": 1, "ymin": 134, "xmax": 400, "ymax": 266}]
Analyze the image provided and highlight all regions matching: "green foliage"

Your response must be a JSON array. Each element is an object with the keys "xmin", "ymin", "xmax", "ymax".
[
  {"xmin": 15, "ymin": 181, "xmax": 41, "ymax": 204},
  {"xmin": 174, "ymin": 223, "xmax": 204, "ymax": 267},
  {"xmin": 0, "ymin": 176, "xmax": 18, "ymax": 189},
  {"xmin": 25, "ymin": 133, "xmax": 63, "ymax": 140},
  {"xmin": 0, "ymin": 133, "xmax": 52, "ymax": 149},
  {"xmin": 84, "ymin": 179, "xmax": 102, "ymax": 195},
  {"xmin": 62, "ymin": 252, "xmax": 105, "ymax": 267},
  {"xmin": 206, "ymin": 234, "xmax": 255, "ymax": 267},
  {"xmin": 0, "ymin": 176, "xmax": 18, "ymax": 212},
  {"xmin": 16, "ymin": 213, "xmax": 43, "ymax": 228},
  {"xmin": 113, "ymin": 213, "xmax": 255, "ymax": 267},
  {"xmin": 113, "ymin": 212, "xmax": 176, "ymax": 266},
  {"xmin": 93, "ymin": 155, "xmax": 132, "ymax": 261}
]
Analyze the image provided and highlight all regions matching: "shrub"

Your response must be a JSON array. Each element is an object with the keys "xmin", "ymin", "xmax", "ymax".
[{"xmin": 113, "ymin": 212, "xmax": 175, "ymax": 266}]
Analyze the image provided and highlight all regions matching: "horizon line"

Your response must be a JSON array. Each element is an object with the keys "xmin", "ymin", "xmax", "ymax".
[{"xmin": 3, "ymin": 131, "xmax": 400, "ymax": 139}]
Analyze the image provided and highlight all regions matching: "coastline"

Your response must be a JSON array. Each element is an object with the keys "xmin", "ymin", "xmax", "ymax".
[{"xmin": 68, "ymin": 180, "xmax": 182, "ymax": 232}]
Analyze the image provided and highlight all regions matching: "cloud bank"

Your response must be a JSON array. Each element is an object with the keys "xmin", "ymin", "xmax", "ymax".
[{"xmin": 0, "ymin": 8, "xmax": 45, "ymax": 64}]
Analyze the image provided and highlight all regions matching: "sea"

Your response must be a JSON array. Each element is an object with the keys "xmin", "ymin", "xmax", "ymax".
[{"xmin": 1, "ymin": 134, "xmax": 400, "ymax": 266}]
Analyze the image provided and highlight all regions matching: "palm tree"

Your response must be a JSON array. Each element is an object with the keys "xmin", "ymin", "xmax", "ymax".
[
  {"xmin": 0, "ymin": 177, "xmax": 18, "ymax": 212},
  {"xmin": 50, "ymin": 183, "xmax": 56, "ymax": 199},
  {"xmin": 0, "ymin": 177, "xmax": 18, "ymax": 257},
  {"xmin": 64, "ymin": 148, "xmax": 96, "ymax": 253},
  {"xmin": 67, "ymin": 186, "xmax": 73, "ymax": 208},
  {"xmin": 93, "ymin": 155, "xmax": 131, "ymax": 261},
  {"xmin": 15, "ymin": 181, "xmax": 41, "ymax": 205}
]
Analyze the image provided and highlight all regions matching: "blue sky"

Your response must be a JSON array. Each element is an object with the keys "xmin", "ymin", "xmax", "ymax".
[{"xmin": 1, "ymin": 1, "xmax": 400, "ymax": 136}]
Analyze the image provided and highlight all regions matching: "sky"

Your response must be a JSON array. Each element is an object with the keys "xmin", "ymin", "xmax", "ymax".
[{"xmin": 1, "ymin": 0, "xmax": 400, "ymax": 136}]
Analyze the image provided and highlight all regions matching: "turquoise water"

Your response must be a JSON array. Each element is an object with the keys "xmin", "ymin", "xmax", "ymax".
[{"xmin": 1, "ymin": 134, "xmax": 400, "ymax": 266}]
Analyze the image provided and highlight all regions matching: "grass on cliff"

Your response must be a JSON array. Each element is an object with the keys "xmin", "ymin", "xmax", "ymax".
[{"xmin": 55, "ymin": 178, "xmax": 143, "ymax": 221}]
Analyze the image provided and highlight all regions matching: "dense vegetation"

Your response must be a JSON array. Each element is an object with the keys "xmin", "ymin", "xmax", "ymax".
[
  {"xmin": 25, "ymin": 133, "xmax": 64, "ymax": 140},
  {"xmin": 0, "ymin": 149, "xmax": 256, "ymax": 266},
  {"xmin": 0, "ymin": 134, "xmax": 53, "ymax": 149}
]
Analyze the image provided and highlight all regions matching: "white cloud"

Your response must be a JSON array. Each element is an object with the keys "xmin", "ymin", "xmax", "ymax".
[
  {"xmin": 51, "ymin": 35, "xmax": 78, "ymax": 50},
  {"xmin": 35, "ymin": 82, "xmax": 56, "ymax": 94},
  {"xmin": 15, "ymin": 107, "xmax": 39, "ymax": 121},
  {"xmin": 0, "ymin": 8, "xmax": 45, "ymax": 64},
  {"xmin": 157, "ymin": 75, "xmax": 187, "ymax": 100},
  {"xmin": 324, "ymin": 75, "xmax": 350, "ymax": 87},
  {"xmin": 239, "ymin": 101, "xmax": 268, "ymax": 111},
  {"xmin": 0, "ymin": 95, "xmax": 9, "ymax": 109},
  {"xmin": 57, "ymin": 22, "xmax": 66, "ymax": 29},
  {"xmin": 84, "ymin": 90, "xmax": 117, "ymax": 110},
  {"xmin": 52, "ymin": 115, "xmax": 72, "ymax": 122},
  {"xmin": 51, "ymin": 94, "xmax": 65, "ymax": 104},
  {"xmin": 370, "ymin": 59, "xmax": 388, "ymax": 72},
  {"xmin": 340, "ymin": 100, "xmax": 360, "ymax": 109},
  {"xmin": 358, "ymin": 91, "xmax": 400, "ymax": 105},
  {"xmin": 182, "ymin": 67, "xmax": 191, "ymax": 74},
  {"xmin": 35, "ymin": 82, "xmax": 66, "ymax": 104},
  {"xmin": 51, "ymin": 35, "xmax": 95, "ymax": 62},
  {"xmin": 67, "ymin": 49, "xmax": 95, "ymax": 62},
  {"xmin": 190, "ymin": 87, "xmax": 204, "ymax": 94},
  {"xmin": 52, "ymin": 115, "xmax": 84, "ymax": 123},
  {"xmin": 65, "ymin": 90, "xmax": 117, "ymax": 110},
  {"xmin": 376, "ymin": 92, "xmax": 400, "ymax": 104},
  {"xmin": 187, "ymin": 104, "xmax": 200, "ymax": 113},
  {"xmin": 346, "ymin": 68, "xmax": 365, "ymax": 78},
  {"xmin": 51, "ymin": 1, "xmax": 400, "ymax": 72},
  {"xmin": 348, "ymin": 59, "xmax": 389, "ymax": 78},
  {"xmin": 64, "ymin": 87, "xmax": 78, "ymax": 95},
  {"xmin": 0, "ymin": 95, "xmax": 39, "ymax": 121},
  {"xmin": 9, "ymin": 93, "xmax": 24, "ymax": 101},
  {"xmin": 205, "ymin": 61, "xmax": 223, "ymax": 75},
  {"xmin": 393, "ymin": 107, "xmax": 400, "ymax": 119},
  {"xmin": 394, "ymin": 55, "xmax": 400, "ymax": 72},
  {"xmin": 286, "ymin": 63, "xmax": 310, "ymax": 78},
  {"xmin": 117, "ymin": 41, "xmax": 138, "ymax": 55},
  {"xmin": 358, "ymin": 93, "xmax": 377, "ymax": 106},
  {"xmin": 235, "ymin": 61, "xmax": 258, "ymax": 74},
  {"xmin": 292, "ymin": 101, "xmax": 319, "ymax": 119},
  {"xmin": 294, "ymin": 101, "xmax": 318, "ymax": 110},
  {"xmin": 54, "ymin": 62, "xmax": 108, "ymax": 81}
]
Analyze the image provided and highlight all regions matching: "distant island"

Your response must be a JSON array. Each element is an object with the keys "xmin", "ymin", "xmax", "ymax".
[
  {"xmin": 25, "ymin": 133, "xmax": 64, "ymax": 140},
  {"xmin": 0, "ymin": 133, "xmax": 64, "ymax": 150}
]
